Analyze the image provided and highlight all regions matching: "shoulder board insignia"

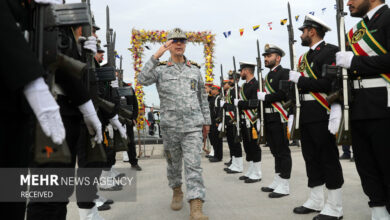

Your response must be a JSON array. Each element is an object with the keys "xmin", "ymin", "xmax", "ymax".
[
  {"xmin": 157, "ymin": 61, "xmax": 168, "ymax": 66},
  {"xmin": 189, "ymin": 60, "xmax": 201, "ymax": 69}
]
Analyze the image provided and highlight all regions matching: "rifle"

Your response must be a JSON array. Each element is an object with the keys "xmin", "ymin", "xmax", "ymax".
[
  {"xmin": 232, "ymin": 56, "xmax": 242, "ymax": 143},
  {"xmin": 256, "ymin": 40, "xmax": 266, "ymax": 144},
  {"xmin": 81, "ymin": 0, "xmax": 107, "ymax": 164},
  {"xmin": 218, "ymin": 64, "xmax": 226, "ymax": 138},
  {"xmin": 287, "ymin": 2, "xmax": 301, "ymax": 140},
  {"xmin": 335, "ymin": 0, "xmax": 352, "ymax": 145},
  {"xmin": 31, "ymin": 2, "xmax": 92, "ymax": 164}
]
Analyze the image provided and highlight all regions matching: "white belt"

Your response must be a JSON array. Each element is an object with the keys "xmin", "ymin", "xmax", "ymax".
[
  {"xmin": 300, "ymin": 94, "xmax": 315, "ymax": 101},
  {"xmin": 353, "ymin": 78, "xmax": 387, "ymax": 89},
  {"xmin": 353, "ymin": 78, "xmax": 390, "ymax": 107},
  {"xmin": 264, "ymin": 108, "xmax": 276, "ymax": 114}
]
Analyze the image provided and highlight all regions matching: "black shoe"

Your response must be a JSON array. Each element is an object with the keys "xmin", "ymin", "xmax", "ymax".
[
  {"xmin": 226, "ymin": 169, "xmax": 241, "ymax": 174},
  {"xmin": 104, "ymin": 199, "xmax": 114, "ymax": 205},
  {"xmin": 269, "ymin": 192, "xmax": 288, "ymax": 198},
  {"xmin": 293, "ymin": 206, "xmax": 319, "ymax": 214},
  {"xmin": 339, "ymin": 154, "xmax": 351, "ymax": 160},
  {"xmin": 115, "ymin": 173, "xmax": 126, "ymax": 179},
  {"xmin": 313, "ymin": 214, "xmax": 343, "ymax": 220},
  {"xmin": 261, "ymin": 187, "xmax": 274, "ymax": 192},
  {"xmin": 244, "ymin": 178, "xmax": 261, "ymax": 183},
  {"xmin": 131, "ymin": 164, "xmax": 142, "ymax": 171},
  {"xmin": 97, "ymin": 203, "xmax": 111, "ymax": 211},
  {"xmin": 350, "ymin": 157, "xmax": 355, "ymax": 162},
  {"xmin": 100, "ymin": 185, "xmax": 123, "ymax": 191},
  {"xmin": 223, "ymin": 167, "xmax": 230, "ymax": 172},
  {"xmin": 209, "ymin": 157, "xmax": 222, "ymax": 163},
  {"xmin": 205, "ymin": 155, "xmax": 213, "ymax": 158},
  {"xmin": 239, "ymin": 176, "xmax": 249, "ymax": 180},
  {"xmin": 224, "ymin": 159, "xmax": 232, "ymax": 166}
]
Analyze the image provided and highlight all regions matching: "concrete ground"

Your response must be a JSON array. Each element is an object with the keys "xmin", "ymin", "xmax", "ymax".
[{"xmin": 67, "ymin": 143, "xmax": 370, "ymax": 220}]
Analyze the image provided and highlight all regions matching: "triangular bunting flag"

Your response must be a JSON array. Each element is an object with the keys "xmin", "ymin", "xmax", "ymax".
[
  {"xmin": 223, "ymin": 31, "xmax": 231, "ymax": 38},
  {"xmin": 253, "ymin": 25, "xmax": 260, "ymax": 31},
  {"xmin": 309, "ymin": 11, "xmax": 315, "ymax": 15},
  {"xmin": 267, "ymin": 22, "xmax": 273, "ymax": 30},
  {"xmin": 280, "ymin": 19, "xmax": 287, "ymax": 25},
  {"xmin": 322, "ymin": 8, "xmax": 326, "ymax": 13},
  {"xmin": 239, "ymin": 28, "xmax": 244, "ymax": 36},
  {"xmin": 295, "ymin": 15, "xmax": 300, "ymax": 21}
]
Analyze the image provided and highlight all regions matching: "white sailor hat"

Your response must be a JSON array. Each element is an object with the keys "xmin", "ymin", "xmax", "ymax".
[
  {"xmin": 238, "ymin": 61, "xmax": 256, "ymax": 71},
  {"xmin": 298, "ymin": 14, "xmax": 331, "ymax": 32},
  {"xmin": 262, "ymin": 44, "xmax": 285, "ymax": 57}
]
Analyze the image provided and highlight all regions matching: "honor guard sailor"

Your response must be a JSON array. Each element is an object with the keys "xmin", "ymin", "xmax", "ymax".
[
  {"xmin": 257, "ymin": 44, "xmax": 292, "ymax": 198},
  {"xmin": 234, "ymin": 62, "xmax": 262, "ymax": 183},
  {"xmin": 289, "ymin": 15, "xmax": 344, "ymax": 220},
  {"xmin": 336, "ymin": 0, "xmax": 390, "ymax": 218}
]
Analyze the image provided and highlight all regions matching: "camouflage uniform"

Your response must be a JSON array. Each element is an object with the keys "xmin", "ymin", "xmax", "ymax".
[{"xmin": 138, "ymin": 56, "xmax": 211, "ymax": 201}]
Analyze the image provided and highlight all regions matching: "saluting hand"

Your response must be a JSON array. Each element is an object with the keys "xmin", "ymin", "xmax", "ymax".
[{"xmin": 153, "ymin": 40, "xmax": 173, "ymax": 60}]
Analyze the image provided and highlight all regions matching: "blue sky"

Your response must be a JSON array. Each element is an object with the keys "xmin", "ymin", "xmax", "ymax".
[{"xmin": 68, "ymin": 0, "xmax": 364, "ymax": 108}]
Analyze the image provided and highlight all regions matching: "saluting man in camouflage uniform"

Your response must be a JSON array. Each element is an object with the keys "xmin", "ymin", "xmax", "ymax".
[{"xmin": 138, "ymin": 28, "xmax": 211, "ymax": 220}]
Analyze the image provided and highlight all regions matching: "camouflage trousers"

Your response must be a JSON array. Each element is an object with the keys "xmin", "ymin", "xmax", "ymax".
[{"xmin": 161, "ymin": 130, "xmax": 205, "ymax": 202}]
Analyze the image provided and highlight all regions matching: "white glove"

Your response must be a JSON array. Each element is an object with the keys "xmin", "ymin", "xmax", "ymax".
[
  {"xmin": 256, "ymin": 121, "xmax": 260, "ymax": 131},
  {"xmin": 109, "ymin": 115, "xmax": 127, "ymax": 139},
  {"xmin": 79, "ymin": 36, "xmax": 97, "ymax": 54},
  {"xmin": 220, "ymin": 100, "xmax": 225, "ymax": 107},
  {"xmin": 217, "ymin": 123, "xmax": 223, "ymax": 131},
  {"xmin": 105, "ymin": 124, "xmax": 114, "ymax": 139},
  {"xmin": 78, "ymin": 100, "xmax": 103, "ymax": 143},
  {"xmin": 289, "ymin": 70, "xmax": 301, "ymax": 83},
  {"xmin": 336, "ymin": 51, "xmax": 354, "ymax": 69},
  {"xmin": 34, "ymin": 0, "xmax": 62, "ymax": 4},
  {"xmin": 328, "ymin": 103, "xmax": 342, "ymax": 135},
  {"xmin": 23, "ymin": 77, "xmax": 65, "ymax": 145},
  {"xmin": 288, "ymin": 115, "xmax": 294, "ymax": 134},
  {"xmin": 257, "ymin": 91, "xmax": 266, "ymax": 101},
  {"xmin": 234, "ymin": 98, "xmax": 240, "ymax": 107}
]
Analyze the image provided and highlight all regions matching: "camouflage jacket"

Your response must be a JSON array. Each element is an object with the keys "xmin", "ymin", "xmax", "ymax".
[{"xmin": 138, "ymin": 56, "xmax": 211, "ymax": 132}]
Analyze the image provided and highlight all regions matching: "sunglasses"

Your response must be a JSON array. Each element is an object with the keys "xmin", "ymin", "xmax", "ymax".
[{"xmin": 172, "ymin": 38, "xmax": 187, "ymax": 43}]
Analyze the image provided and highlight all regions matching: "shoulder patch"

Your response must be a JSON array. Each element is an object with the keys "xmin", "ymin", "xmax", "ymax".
[
  {"xmin": 157, "ymin": 61, "xmax": 168, "ymax": 66},
  {"xmin": 189, "ymin": 60, "xmax": 201, "ymax": 69}
]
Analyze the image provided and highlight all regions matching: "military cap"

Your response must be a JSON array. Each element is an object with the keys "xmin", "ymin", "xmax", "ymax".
[
  {"xmin": 299, "ymin": 14, "xmax": 331, "ymax": 32},
  {"xmin": 167, "ymin": 28, "xmax": 187, "ymax": 40},
  {"xmin": 228, "ymin": 70, "xmax": 240, "ymax": 79},
  {"xmin": 238, "ymin": 61, "xmax": 256, "ymax": 71},
  {"xmin": 262, "ymin": 44, "xmax": 285, "ymax": 57}
]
